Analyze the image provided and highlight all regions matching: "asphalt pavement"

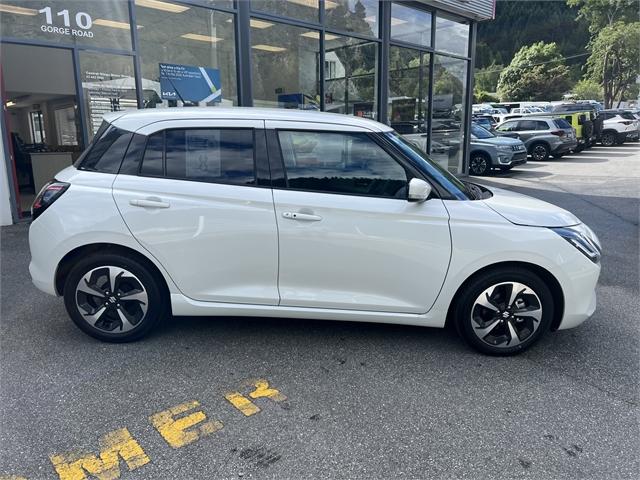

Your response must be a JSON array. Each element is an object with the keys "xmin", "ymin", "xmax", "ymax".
[{"xmin": 1, "ymin": 143, "xmax": 638, "ymax": 480}]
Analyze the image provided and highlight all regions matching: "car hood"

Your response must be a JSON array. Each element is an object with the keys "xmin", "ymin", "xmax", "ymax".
[{"xmin": 482, "ymin": 186, "xmax": 580, "ymax": 227}]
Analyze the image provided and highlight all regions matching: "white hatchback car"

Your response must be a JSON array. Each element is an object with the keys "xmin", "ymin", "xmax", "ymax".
[{"xmin": 29, "ymin": 108, "xmax": 602, "ymax": 355}]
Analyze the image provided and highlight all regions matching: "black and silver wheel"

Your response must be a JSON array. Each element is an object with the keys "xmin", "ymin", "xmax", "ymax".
[
  {"xmin": 64, "ymin": 254, "xmax": 165, "ymax": 342},
  {"xmin": 469, "ymin": 153, "xmax": 491, "ymax": 176},
  {"xmin": 600, "ymin": 132, "xmax": 616, "ymax": 147},
  {"xmin": 453, "ymin": 268, "xmax": 553, "ymax": 355},
  {"xmin": 529, "ymin": 143, "xmax": 550, "ymax": 161}
]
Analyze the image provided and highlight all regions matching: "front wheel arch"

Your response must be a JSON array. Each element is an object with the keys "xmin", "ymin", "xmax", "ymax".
[{"xmin": 445, "ymin": 261, "xmax": 565, "ymax": 332}]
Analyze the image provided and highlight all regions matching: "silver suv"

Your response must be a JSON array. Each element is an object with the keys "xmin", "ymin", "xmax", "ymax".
[
  {"xmin": 495, "ymin": 117, "xmax": 577, "ymax": 161},
  {"xmin": 468, "ymin": 124, "xmax": 527, "ymax": 175}
]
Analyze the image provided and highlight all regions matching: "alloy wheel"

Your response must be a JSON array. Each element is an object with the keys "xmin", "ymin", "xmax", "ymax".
[
  {"xmin": 470, "ymin": 282, "xmax": 542, "ymax": 348},
  {"xmin": 601, "ymin": 133, "xmax": 615, "ymax": 147},
  {"xmin": 75, "ymin": 266, "xmax": 148, "ymax": 333},
  {"xmin": 532, "ymin": 145, "xmax": 548, "ymax": 161},
  {"xmin": 470, "ymin": 156, "xmax": 488, "ymax": 175}
]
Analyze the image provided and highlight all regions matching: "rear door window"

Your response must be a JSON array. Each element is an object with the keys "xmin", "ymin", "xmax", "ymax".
[{"xmin": 517, "ymin": 120, "xmax": 539, "ymax": 131}]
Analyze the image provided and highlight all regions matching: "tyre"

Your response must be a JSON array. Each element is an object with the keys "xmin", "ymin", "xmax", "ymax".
[
  {"xmin": 452, "ymin": 267, "xmax": 554, "ymax": 355},
  {"xmin": 469, "ymin": 152, "xmax": 492, "ymax": 176},
  {"xmin": 63, "ymin": 253, "xmax": 166, "ymax": 342},
  {"xmin": 529, "ymin": 143, "xmax": 550, "ymax": 161},
  {"xmin": 615, "ymin": 137, "xmax": 625, "ymax": 145},
  {"xmin": 600, "ymin": 131, "xmax": 616, "ymax": 147}
]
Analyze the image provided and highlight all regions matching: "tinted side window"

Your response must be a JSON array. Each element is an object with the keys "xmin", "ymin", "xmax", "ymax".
[
  {"xmin": 536, "ymin": 121, "xmax": 551, "ymax": 130},
  {"xmin": 163, "ymin": 129, "xmax": 255, "ymax": 185},
  {"xmin": 278, "ymin": 131, "xmax": 408, "ymax": 198},
  {"xmin": 517, "ymin": 120, "xmax": 538, "ymax": 131},
  {"xmin": 140, "ymin": 131, "xmax": 164, "ymax": 177},
  {"xmin": 554, "ymin": 119, "xmax": 571, "ymax": 129},
  {"xmin": 77, "ymin": 126, "xmax": 132, "ymax": 173},
  {"xmin": 497, "ymin": 121, "xmax": 517, "ymax": 132}
]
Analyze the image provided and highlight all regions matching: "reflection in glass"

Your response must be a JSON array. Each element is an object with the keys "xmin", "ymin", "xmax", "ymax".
[
  {"xmin": 324, "ymin": 35, "xmax": 377, "ymax": 119},
  {"xmin": 431, "ymin": 55, "xmax": 468, "ymax": 173},
  {"xmin": 435, "ymin": 14, "xmax": 469, "ymax": 57},
  {"xmin": 388, "ymin": 46, "xmax": 430, "ymax": 152},
  {"xmin": 0, "ymin": 0, "xmax": 132, "ymax": 50},
  {"xmin": 251, "ymin": 21, "xmax": 320, "ymax": 110},
  {"xmin": 325, "ymin": 0, "xmax": 378, "ymax": 37},
  {"xmin": 390, "ymin": 3, "xmax": 431, "ymax": 47},
  {"xmin": 136, "ymin": 4, "xmax": 237, "ymax": 108},
  {"xmin": 79, "ymin": 52, "xmax": 138, "ymax": 139},
  {"xmin": 251, "ymin": 0, "xmax": 319, "ymax": 23}
]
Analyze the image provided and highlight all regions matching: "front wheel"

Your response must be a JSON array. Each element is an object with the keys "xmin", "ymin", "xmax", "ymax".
[
  {"xmin": 63, "ymin": 253, "xmax": 166, "ymax": 342},
  {"xmin": 469, "ymin": 153, "xmax": 492, "ymax": 176},
  {"xmin": 453, "ymin": 268, "xmax": 554, "ymax": 355}
]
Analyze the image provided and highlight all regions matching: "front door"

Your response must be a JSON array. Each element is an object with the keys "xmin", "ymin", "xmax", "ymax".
[
  {"xmin": 113, "ymin": 120, "xmax": 279, "ymax": 305},
  {"xmin": 266, "ymin": 122, "xmax": 451, "ymax": 314}
]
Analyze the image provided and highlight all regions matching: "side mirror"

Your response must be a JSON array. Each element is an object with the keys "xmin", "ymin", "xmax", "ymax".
[{"xmin": 407, "ymin": 178, "xmax": 432, "ymax": 202}]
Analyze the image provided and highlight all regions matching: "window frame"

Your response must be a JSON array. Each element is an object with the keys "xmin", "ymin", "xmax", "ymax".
[
  {"xmin": 135, "ymin": 127, "xmax": 262, "ymax": 188},
  {"xmin": 268, "ymin": 127, "xmax": 427, "ymax": 200}
]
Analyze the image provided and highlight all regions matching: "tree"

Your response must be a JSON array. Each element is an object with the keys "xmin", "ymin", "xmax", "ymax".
[
  {"xmin": 568, "ymin": 0, "xmax": 639, "ymax": 33},
  {"xmin": 473, "ymin": 88, "xmax": 500, "ymax": 103},
  {"xmin": 474, "ymin": 63, "xmax": 503, "ymax": 93},
  {"xmin": 497, "ymin": 42, "xmax": 572, "ymax": 101},
  {"xmin": 586, "ymin": 22, "xmax": 640, "ymax": 107},
  {"xmin": 571, "ymin": 79, "xmax": 604, "ymax": 100}
]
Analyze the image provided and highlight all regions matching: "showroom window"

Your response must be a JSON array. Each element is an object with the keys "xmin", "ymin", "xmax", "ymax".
[
  {"xmin": 251, "ymin": 0, "xmax": 319, "ymax": 23},
  {"xmin": 251, "ymin": 21, "xmax": 320, "ymax": 109},
  {"xmin": 435, "ymin": 13, "xmax": 470, "ymax": 57},
  {"xmin": 324, "ymin": 34, "xmax": 378, "ymax": 119},
  {"xmin": 431, "ymin": 55, "xmax": 468, "ymax": 173},
  {"xmin": 388, "ymin": 46, "xmax": 431, "ymax": 152},
  {"xmin": 0, "ymin": 0, "xmax": 132, "ymax": 51},
  {"xmin": 278, "ymin": 130, "xmax": 408, "ymax": 197},
  {"xmin": 136, "ymin": 2, "xmax": 238, "ymax": 108},
  {"xmin": 390, "ymin": 2, "xmax": 432, "ymax": 47},
  {"xmin": 325, "ymin": 0, "xmax": 379, "ymax": 37}
]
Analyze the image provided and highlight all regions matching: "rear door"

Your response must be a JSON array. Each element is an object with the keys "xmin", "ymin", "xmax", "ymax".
[
  {"xmin": 112, "ymin": 120, "xmax": 279, "ymax": 305},
  {"xmin": 265, "ymin": 121, "xmax": 451, "ymax": 314}
]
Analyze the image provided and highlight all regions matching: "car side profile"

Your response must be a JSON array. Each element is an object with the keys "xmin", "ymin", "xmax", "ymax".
[
  {"xmin": 494, "ymin": 117, "xmax": 577, "ymax": 160},
  {"xmin": 29, "ymin": 108, "xmax": 601, "ymax": 355}
]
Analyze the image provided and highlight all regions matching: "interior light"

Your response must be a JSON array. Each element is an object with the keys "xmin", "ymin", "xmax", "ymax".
[
  {"xmin": 300, "ymin": 31, "xmax": 339, "ymax": 41},
  {"xmin": 180, "ymin": 33, "xmax": 223, "ymax": 43},
  {"xmin": 252, "ymin": 44, "xmax": 287, "ymax": 53},
  {"xmin": 93, "ymin": 19, "xmax": 133, "ymax": 29},
  {"xmin": 250, "ymin": 19, "xmax": 274, "ymax": 29},
  {"xmin": 135, "ymin": 0, "xmax": 189, "ymax": 13},
  {"xmin": 0, "ymin": 3, "xmax": 37, "ymax": 15}
]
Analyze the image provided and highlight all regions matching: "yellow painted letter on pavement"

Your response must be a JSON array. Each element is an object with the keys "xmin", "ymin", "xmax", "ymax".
[
  {"xmin": 225, "ymin": 379, "xmax": 287, "ymax": 416},
  {"xmin": 0, "ymin": 476, "xmax": 29, "ymax": 480},
  {"xmin": 49, "ymin": 428, "xmax": 150, "ymax": 480},
  {"xmin": 150, "ymin": 400, "xmax": 223, "ymax": 449}
]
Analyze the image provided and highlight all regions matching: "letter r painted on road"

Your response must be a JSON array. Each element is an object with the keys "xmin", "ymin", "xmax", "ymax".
[
  {"xmin": 224, "ymin": 379, "xmax": 287, "ymax": 416},
  {"xmin": 149, "ymin": 400, "xmax": 223, "ymax": 449},
  {"xmin": 49, "ymin": 428, "xmax": 149, "ymax": 480}
]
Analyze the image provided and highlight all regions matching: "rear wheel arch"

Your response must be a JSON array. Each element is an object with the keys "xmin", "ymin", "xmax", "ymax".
[
  {"xmin": 445, "ymin": 261, "xmax": 565, "ymax": 332},
  {"xmin": 55, "ymin": 243, "xmax": 171, "ymax": 308}
]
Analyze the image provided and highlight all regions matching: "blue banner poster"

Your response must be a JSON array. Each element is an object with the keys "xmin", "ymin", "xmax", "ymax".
[{"xmin": 159, "ymin": 63, "xmax": 221, "ymax": 103}]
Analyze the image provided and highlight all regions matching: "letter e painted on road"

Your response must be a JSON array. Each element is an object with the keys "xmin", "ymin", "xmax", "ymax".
[
  {"xmin": 49, "ymin": 428, "xmax": 150, "ymax": 480},
  {"xmin": 149, "ymin": 400, "xmax": 223, "ymax": 449}
]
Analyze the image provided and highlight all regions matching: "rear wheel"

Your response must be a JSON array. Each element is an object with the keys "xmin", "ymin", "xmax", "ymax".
[
  {"xmin": 600, "ymin": 131, "xmax": 616, "ymax": 147},
  {"xmin": 469, "ymin": 152, "xmax": 492, "ymax": 176},
  {"xmin": 63, "ymin": 253, "xmax": 166, "ymax": 342},
  {"xmin": 453, "ymin": 268, "xmax": 554, "ymax": 355},
  {"xmin": 529, "ymin": 143, "xmax": 550, "ymax": 161}
]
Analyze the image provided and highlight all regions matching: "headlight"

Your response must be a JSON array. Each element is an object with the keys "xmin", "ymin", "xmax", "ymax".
[
  {"xmin": 497, "ymin": 145, "xmax": 512, "ymax": 151},
  {"xmin": 551, "ymin": 224, "xmax": 601, "ymax": 263}
]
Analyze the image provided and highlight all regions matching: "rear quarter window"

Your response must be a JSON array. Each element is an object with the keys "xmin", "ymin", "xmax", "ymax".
[
  {"xmin": 553, "ymin": 119, "xmax": 572, "ymax": 129},
  {"xmin": 76, "ymin": 126, "xmax": 133, "ymax": 173}
]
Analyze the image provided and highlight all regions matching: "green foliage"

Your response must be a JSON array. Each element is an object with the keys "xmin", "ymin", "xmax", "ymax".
[
  {"xmin": 474, "ymin": 88, "xmax": 500, "ymax": 103},
  {"xmin": 497, "ymin": 42, "xmax": 572, "ymax": 101},
  {"xmin": 586, "ymin": 21, "xmax": 640, "ymax": 107},
  {"xmin": 476, "ymin": 1, "xmax": 590, "ymax": 70},
  {"xmin": 567, "ymin": 0, "xmax": 639, "ymax": 33},
  {"xmin": 571, "ymin": 79, "xmax": 604, "ymax": 100},
  {"xmin": 474, "ymin": 63, "xmax": 503, "ymax": 92}
]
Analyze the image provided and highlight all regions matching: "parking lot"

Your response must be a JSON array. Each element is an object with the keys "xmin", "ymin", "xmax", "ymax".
[{"xmin": 1, "ymin": 143, "xmax": 638, "ymax": 480}]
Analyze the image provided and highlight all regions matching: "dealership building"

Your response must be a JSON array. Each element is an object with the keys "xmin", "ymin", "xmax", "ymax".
[{"xmin": 0, "ymin": 0, "xmax": 494, "ymax": 225}]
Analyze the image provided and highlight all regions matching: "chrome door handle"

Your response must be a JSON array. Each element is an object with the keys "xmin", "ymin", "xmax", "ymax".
[
  {"xmin": 282, "ymin": 211, "xmax": 322, "ymax": 222},
  {"xmin": 129, "ymin": 197, "xmax": 170, "ymax": 209}
]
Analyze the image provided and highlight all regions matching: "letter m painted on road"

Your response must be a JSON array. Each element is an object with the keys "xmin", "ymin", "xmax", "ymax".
[{"xmin": 49, "ymin": 428, "xmax": 149, "ymax": 480}]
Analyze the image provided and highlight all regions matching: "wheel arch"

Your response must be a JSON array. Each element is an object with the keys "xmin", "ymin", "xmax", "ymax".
[
  {"xmin": 55, "ymin": 243, "xmax": 172, "ymax": 309},
  {"xmin": 445, "ymin": 261, "xmax": 565, "ymax": 332}
]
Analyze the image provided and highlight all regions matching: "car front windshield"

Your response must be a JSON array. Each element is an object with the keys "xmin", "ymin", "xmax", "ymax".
[
  {"xmin": 384, "ymin": 132, "xmax": 472, "ymax": 200},
  {"xmin": 471, "ymin": 124, "xmax": 494, "ymax": 139}
]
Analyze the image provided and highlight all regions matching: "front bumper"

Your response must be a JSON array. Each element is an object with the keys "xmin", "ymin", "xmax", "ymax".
[
  {"xmin": 556, "ymin": 257, "xmax": 601, "ymax": 330},
  {"xmin": 496, "ymin": 149, "xmax": 527, "ymax": 166},
  {"xmin": 625, "ymin": 131, "xmax": 639, "ymax": 141}
]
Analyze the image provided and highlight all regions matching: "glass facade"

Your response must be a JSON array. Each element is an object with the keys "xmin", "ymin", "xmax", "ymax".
[{"xmin": 1, "ymin": 0, "xmax": 477, "ymax": 219}]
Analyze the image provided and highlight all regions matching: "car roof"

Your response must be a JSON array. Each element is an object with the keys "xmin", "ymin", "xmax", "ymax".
[{"xmin": 104, "ymin": 107, "xmax": 393, "ymax": 133}]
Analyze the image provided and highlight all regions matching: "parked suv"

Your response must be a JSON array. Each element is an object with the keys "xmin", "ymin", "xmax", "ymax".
[
  {"xmin": 598, "ymin": 110, "xmax": 640, "ymax": 146},
  {"xmin": 29, "ymin": 108, "xmax": 601, "ymax": 355},
  {"xmin": 468, "ymin": 124, "xmax": 527, "ymax": 175},
  {"xmin": 495, "ymin": 117, "xmax": 577, "ymax": 160}
]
